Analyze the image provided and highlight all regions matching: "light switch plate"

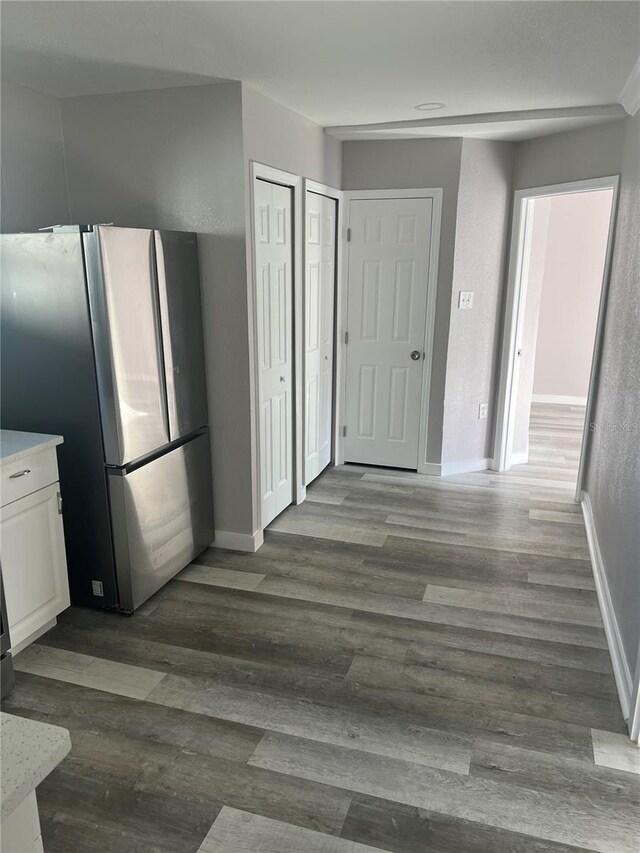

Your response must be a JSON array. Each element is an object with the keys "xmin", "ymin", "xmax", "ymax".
[
  {"xmin": 458, "ymin": 291, "xmax": 474, "ymax": 309},
  {"xmin": 478, "ymin": 403, "xmax": 488, "ymax": 420}
]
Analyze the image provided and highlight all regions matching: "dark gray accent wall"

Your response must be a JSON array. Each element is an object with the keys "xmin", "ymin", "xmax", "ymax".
[
  {"xmin": 585, "ymin": 113, "xmax": 640, "ymax": 678},
  {"xmin": 60, "ymin": 82, "xmax": 253, "ymax": 537},
  {"xmin": 1, "ymin": 79, "xmax": 71, "ymax": 232},
  {"xmin": 341, "ymin": 138, "xmax": 464, "ymax": 464}
]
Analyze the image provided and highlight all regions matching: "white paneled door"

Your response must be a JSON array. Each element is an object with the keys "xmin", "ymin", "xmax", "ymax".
[
  {"xmin": 254, "ymin": 179, "xmax": 294, "ymax": 527},
  {"xmin": 304, "ymin": 192, "xmax": 337, "ymax": 485},
  {"xmin": 345, "ymin": 197, "xmax": 433, "ymax": 468}
]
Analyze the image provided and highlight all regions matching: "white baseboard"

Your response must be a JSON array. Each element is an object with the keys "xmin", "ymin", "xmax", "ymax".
[
  {"xmin": 441, "ymin": 457, "xmax": 490, "ymax": 477},
  {"xmin": 511, "ymin": 450, "xmax": 530, "ymax": 466},
  {"xmin": 418, "ymin": 462, "xmax": 442, "ymax": 476},
  {"xmin": 582, "ymin": 492, "xmax": 633, "ymax": 723},
  {"xmin": 211, "ymin": 529, "xmax": 264, "ymax": 553},
  {"xmin": 532, "ymin": 394, "xmax": 587, "ymax": 405}
]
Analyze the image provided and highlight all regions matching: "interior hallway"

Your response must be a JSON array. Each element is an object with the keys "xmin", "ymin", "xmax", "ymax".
[{"xmin": 4, "ymin": 407, "xmax": 639, "ymax": 852}]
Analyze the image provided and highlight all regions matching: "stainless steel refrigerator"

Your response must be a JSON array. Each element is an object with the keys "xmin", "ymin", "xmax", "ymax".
[{"xmin": 1, "ymin": 226, "xmax": 214, "ymax": 612}]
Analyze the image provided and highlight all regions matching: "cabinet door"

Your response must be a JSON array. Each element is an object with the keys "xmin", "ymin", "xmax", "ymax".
[{"xmin": 1, "ymin": 483, "xmax": 70, "ymax": 651}]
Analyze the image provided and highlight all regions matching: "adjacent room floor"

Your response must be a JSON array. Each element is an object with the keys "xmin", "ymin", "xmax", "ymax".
[
  {"xmin": 4, "ymin": 404, "xmax": 639, "ymax": 853},
  {"xmin": 523, "ymin": 400, "xmax": 588, "ymax": 488}
]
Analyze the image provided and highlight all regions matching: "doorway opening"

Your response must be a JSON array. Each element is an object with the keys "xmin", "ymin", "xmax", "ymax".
[{"xmin": 493, "ymin": 177, "xmax": 618, "ymax": 499}]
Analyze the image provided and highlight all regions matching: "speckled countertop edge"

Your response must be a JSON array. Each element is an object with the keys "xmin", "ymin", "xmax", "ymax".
[
  {"xmin": 0, "ymin": 430, "xmax": 63, "ymax": 467},
  {"xmin": 1, "ymin": 712, "xmax": 71, "ymax": 818}
]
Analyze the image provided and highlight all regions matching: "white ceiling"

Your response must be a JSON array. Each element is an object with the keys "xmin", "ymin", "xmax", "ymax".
[{"xmin": 1, "ymin": 1, "xmax": 638, "ymax": 137}]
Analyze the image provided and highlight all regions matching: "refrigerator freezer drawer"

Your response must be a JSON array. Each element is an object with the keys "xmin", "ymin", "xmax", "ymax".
[{"xmin": 108, "ymin": 432, "xmax": 214, "ymax": 611}]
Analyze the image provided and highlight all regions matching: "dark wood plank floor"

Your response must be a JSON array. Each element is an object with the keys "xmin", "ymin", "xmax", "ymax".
[{"xmin": 4, "ymin": 404, "xmax": 640, "ymax": 852}]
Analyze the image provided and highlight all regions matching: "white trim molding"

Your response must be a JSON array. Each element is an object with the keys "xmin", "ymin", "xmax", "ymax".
[
  {"xmin": 619, "ymin": 55, "xmax": 640, "ymax": 117},
  {"xmin": 511, "ymin": 450, "xmax": 529, "ymax": 466},
  {"xmin": 581, "ymin": 493, "xmax": 633, "ymax": 725},
  {"xmin": 305, "ymin": 180, "xmax": 342, "ymax": 198},
  {"xmin": 630, "ymin": 644, "xmax": 640, "ymax": 743},
  {"xmin": 441, "ymin": 457, "xmax": 490, "ymax": 477},
  {"xmin": 339, "ymin": 187, "xmax": 443, "ymax": 474},
  {"xmin": 421, "ymin": 462, "xmax": 442, "ymax": 477},
  {"xmin": 531, "ymin": 394, "xmax": 587, "ymax": 406},
  {"xmin": 212, "ymin": 529, "xmax": 264, "ymax": 553}
]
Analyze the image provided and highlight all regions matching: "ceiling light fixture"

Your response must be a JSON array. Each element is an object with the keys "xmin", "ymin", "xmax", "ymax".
[{"xmin": 414, "ymin": 102, "xmax": 446, "ymax": 111}]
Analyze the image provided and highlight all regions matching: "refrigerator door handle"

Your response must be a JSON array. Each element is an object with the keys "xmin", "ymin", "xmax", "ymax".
[{"xmin": 150, "ymin": 242, "xmax": 172, "ymax": 443}]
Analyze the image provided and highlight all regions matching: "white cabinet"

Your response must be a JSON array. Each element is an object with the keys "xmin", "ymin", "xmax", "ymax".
[
  {"xmin": 1, "ymin": 712, "xmax": 71, "ymax": 853},
  {"xmin": 1, "ymin": 436, "xmax": 70, "ymax": 653},
  {"xmin": 1, "ymin": 790, "xmax": 44, "ymax": 852}
]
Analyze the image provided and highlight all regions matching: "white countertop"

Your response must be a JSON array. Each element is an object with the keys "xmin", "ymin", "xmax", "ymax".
[
  {"xmin": 0, "ymin": 712, "xmax": 71, "ymax": 818},
  {"xmin": 0, "ymin": 430, "xmax": 63, "ymax": 467}
]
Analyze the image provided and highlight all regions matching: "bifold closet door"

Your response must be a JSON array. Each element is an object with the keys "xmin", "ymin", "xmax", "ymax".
[
  {"xmin": 304, "ymin": 192, "xmax": 337, "ymax": 485},
  {"xmin": 344, "ymin": 197, "xmax": 433, "ymax": 469},
  {"xmin": 254, "ymin": 179, "xmax": 294, "ymax": 527}
]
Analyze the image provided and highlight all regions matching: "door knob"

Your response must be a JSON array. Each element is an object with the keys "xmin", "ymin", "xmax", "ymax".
[{"xmin": 410, "ymin": 350, "xmax": 421, "ymax": 361}]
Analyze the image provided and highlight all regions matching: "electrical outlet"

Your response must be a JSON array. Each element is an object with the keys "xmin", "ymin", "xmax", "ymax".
[
  {"xmin": 478, "ymin": 403, "xmax": 488, "ymax": 420},
  {"xmin": 458, "ymin": 290, "xmax": 474, "ymax": 309}
]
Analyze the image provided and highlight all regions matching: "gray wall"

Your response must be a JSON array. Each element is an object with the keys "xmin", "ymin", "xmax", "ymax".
[
  {"xmin": 341, "ymin": 138, "xmax": 464, "ymax": 464},
  {"xmin": 1, "ymin": 79, "xmax": 70, "ymax": 232},
  {"xmin": 515, "ymin": 120, "xmax": 626, "ymax": 190},
  {"xmin": 585, "ymin": 113, "xmax": 640, "ymax": 681},
  {"xmin": 242, "ymin": 85, "xmax": 342, "ymax": 188},
  {"xmin": 61, "ymin": 82, "xmax": 254, "ymax": 537},
  {"xmin": 442, "ymin": 139, "xmax": 514, "ymax": 465}
]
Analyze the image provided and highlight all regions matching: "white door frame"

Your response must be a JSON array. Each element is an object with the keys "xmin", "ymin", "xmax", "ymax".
[
  {"xmin": 304, "ymin": 180, "xmax": 344, "ymax": 472},
  {"xmin": 492, "ymin": 175, "xmax": 620, "ymax": 500},
  {"xmin": 630, "ymin": 642, "xmax": 640, "ymax": 743},
  {"xmin": 339, "ymin": 188, "xmax": 442, "ymax": 473},
  {"xmin": 249, "ymin": 162, "xmax": 304, "ymax": 534}
]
